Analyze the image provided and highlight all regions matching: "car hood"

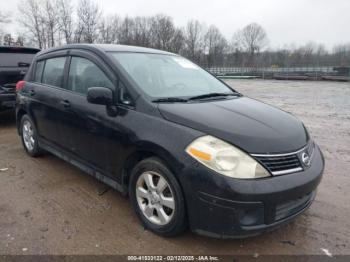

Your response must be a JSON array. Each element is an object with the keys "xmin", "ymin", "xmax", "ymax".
[{"xmin": 158, "ymin": 97, "xmax": 308, "ymax": 154}]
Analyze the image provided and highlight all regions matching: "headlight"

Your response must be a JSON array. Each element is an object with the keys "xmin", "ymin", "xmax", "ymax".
[{"xmin": 186, "ymin": 135, "xmax": 271, "ymax": 179}]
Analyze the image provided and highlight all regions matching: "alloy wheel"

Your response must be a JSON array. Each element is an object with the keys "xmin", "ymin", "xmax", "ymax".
[
  {"xmin": 22, "ymin": 120, "xmax": 35, "ymax": 152},
  {"xmin": 136, "ymin": 171, "xmax": 175, "ymax": 226}
]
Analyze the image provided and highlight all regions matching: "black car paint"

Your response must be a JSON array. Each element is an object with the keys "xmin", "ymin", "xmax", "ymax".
[
  {"xmin": 159, "ymin": 97, "xmax": 309, "ymax": 154},
  {"xmin": 181, "ymin": 143, "xmax": 324, "ymax": 237},
  {"xmin": 16, "ymin": 44, "xmax": 324, "ymax": 238},
  {"xmin": 0, "ymin": 46, "xmax": 40, "ymax": 111}
]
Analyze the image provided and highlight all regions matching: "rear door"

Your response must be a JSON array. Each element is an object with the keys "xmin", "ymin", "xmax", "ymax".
[{"xmin": 26, "ymin": 53, "xmax": 68, "ymax": 146}]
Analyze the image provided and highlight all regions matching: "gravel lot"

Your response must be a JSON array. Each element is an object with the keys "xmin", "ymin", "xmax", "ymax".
[{"xmin": 0, "ymin": 79, "xmax": 349, "ymax": 255}]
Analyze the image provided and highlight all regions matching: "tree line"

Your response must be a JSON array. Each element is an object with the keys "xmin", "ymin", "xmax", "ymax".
[{"xmin": 1, "ymin": 0, "xmax": 349, "ymax": 68}]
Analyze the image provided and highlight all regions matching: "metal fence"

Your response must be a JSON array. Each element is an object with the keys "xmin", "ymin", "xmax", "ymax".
[
  {"xmin": 206, "ymin": 66, "xmax": 350, "ymax": 81},
  {"xmin": 207, "ymin": 66, "xmax": 336, "ymax": 76}
]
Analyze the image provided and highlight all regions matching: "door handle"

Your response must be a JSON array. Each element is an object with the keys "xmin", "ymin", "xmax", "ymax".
[
  {"xmin": 29, "ymin": 90, "xmax": 36, "ymax": 96},
  {"xmin": 60, "ymin": 100, "xmax": 70, "ymax": 108}
]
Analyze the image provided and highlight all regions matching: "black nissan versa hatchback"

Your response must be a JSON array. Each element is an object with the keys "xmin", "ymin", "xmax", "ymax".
[{"xmin": 16, "ymin": 44, "xmax": 324, "ymax": 238}]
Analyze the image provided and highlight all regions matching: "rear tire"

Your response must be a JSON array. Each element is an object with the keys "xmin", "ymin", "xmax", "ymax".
[
  {"xmin": 129, "ymin": 157, "xmax": 187, "ymax": 236},
  {"xmin": 20, "ymin": 115, "xmax": 42, "ymax": 157}
]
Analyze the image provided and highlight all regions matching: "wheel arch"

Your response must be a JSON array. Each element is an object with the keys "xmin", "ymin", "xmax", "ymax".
[{"xmin": 121, "ymin": 142, "xmax": 184, "ymax": 194}]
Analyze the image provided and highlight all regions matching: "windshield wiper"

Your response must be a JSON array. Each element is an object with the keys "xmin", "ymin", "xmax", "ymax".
[
  {"xmin": 188, "ymin": 92, "xmax": 239, "ymax": 101},
  {"xmin": 152, "ymin": 97, "xmax": 188, "ymax": 103}
]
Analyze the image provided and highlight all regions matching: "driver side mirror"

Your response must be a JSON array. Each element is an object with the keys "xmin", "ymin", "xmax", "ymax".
[{"xmin": 87, "ymin": 87, "xmax": 113, "ymax": 106}]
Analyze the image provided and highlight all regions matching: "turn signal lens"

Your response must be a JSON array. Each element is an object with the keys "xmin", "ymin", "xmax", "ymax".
[{"xmin": 188, "ymin": 148, "xmax": 212, "ymax": 161}]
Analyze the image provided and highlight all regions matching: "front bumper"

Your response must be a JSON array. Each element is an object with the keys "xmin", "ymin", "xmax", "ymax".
[{"xmin": 180, "ymin": 144, "xmax": 324, "ymax": 238}]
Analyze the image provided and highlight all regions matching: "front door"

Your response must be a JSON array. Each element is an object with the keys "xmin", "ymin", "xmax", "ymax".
[{"xmin": 58, "ymin": 53, "xmax": 123, "ymax": 178}]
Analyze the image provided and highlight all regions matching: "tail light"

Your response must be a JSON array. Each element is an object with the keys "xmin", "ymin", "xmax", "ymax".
[{"xmin": 16, "ymin": 81, "xmax": 26, "ymax": 92}]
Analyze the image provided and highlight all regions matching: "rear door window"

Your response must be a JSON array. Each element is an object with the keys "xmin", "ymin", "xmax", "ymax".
[
  {"xmin": 67, "ymin": 57, "xmax": 114, "ymax": 95},
  {"xmin": 41, "ymin": 57, "xmax": 66, "ymax": 88},
  {"xmin": 34, "ymin": 60, "xmax": 45, "ymax": 83}
]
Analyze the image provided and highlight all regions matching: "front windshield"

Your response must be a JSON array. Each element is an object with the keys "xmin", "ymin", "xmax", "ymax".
[{"xmin": 110, "ymin": 52, "xmax": 234, "ymax": 98}]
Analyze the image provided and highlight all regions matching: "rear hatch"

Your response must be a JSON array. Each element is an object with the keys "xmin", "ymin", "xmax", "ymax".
[{"xmin": 0, "ymin": 46, "xmax": 40, "ymax": 93}]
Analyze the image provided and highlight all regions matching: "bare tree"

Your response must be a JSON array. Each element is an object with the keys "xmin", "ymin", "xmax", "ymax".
[
  {"xmin": 14, "ymin": 2, "xmax": 349, "ymax": 67},
  {"xmin": 184, "ymin": 20, "xmax": 204, "ymax": 62},
  {"xmin": 233, "ymin": 23, "xmax": 268, "ymax": 65},
  {"xmin": 43, "ymin": 0, "xmax": 59, "ymax": 47},
  {"xmin": 117, "ymin": 16, "xmax": 135, "ymax": 45},
  {"xmin": 16, "ymin": 36, "xmax": 25, "ymax": 46},
  {"xmin": 75, "ymin": 0, "xmax": 101, "ymax": 43},
  {"xmin": 3, "ymin": 34, "xmax": 13, "ymax": 45},
  {"xmin": 18, "ymin": 0, "xmax": 46, "ymax": 48},
  {"xmin": 98, "ymin": 15, "xmax": 120, "ymax": 44},
  {"xmin": 150, "ymin": 14, "xmax": 176, "ymax": 51},
  {"xmin": 132, "ymin": 16, "xmax": 152, "ymax": 47},
  {"xmin": 18, "ymin": 0, "xmax": 62, "ymax": 48},
  {"xmin": 204, "ymin": 25, "xmax": 227, "ymax": 67},
  {"xmin": 57, "ymin": 0, "xmax": 74, "ymax": 44},
  {"xmin": 169, "ymin": 28, "xmax": 185, "ymax": 53}
]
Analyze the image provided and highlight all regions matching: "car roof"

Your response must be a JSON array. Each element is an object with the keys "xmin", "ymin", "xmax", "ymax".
[
  {"xmin": 0, "ymin": 46, "xmax": 41, "ymax": 53},
  {"xmin": 37, "ymin": 44, "xmax": 176, "ymax": 56}
]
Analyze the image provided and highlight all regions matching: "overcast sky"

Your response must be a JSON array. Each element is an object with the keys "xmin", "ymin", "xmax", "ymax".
[{"xmin": 3, "ymin": 0, "xmax": 350, "ymax": 49}]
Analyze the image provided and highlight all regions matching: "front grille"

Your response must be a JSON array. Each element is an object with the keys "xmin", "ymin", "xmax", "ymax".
[
  {"xmin": 255, "ymin": 154, "xmax": 302, "ymax": 175},
  {"xmin": 252, "ymin": 141, "xmax": 315, "ymax": 176},
  {"xmin": 275, "ymin": 192, "xmax": 314, "ymax": 221}
]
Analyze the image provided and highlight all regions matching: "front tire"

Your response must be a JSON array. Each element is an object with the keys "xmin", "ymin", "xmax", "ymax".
[
  {"xmin": 129, "ymin": 157, "xmax": 187, "ymax": 236},
  {"xmin": 20, "ymin": 115, "xmax": 42, "ymax": 157}
]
